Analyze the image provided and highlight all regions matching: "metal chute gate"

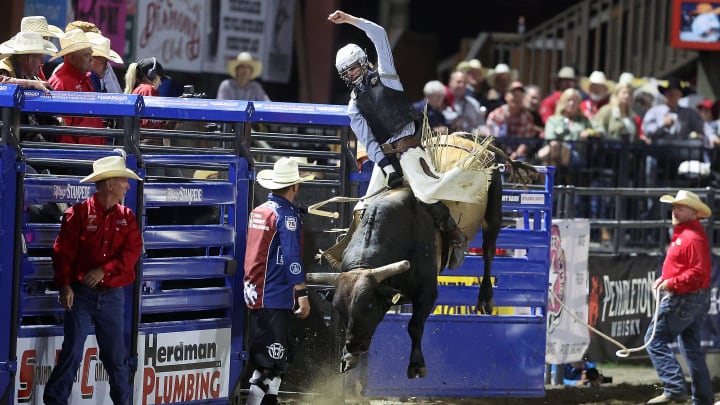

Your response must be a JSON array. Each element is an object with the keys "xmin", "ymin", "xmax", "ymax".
[{"xmin": 0, "ymin": 85, "xmax": 553, "ymax": 403}]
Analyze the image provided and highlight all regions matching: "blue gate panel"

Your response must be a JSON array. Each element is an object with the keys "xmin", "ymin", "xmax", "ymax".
[
  {"xmin": 141, "ymin": 288, "xmax": 232, "ymax": 314},
  {"xmin": 21, "ymin": 257, "xmax": 53, "ymax": 280},
  {"xmin": 363, "ymin": 314, "xmax": 546, "ymax": 398},
  {"xmin": 22, "ymin": 91, "xmax": 143, "ymax": 116},
  {"xmin": 143, "ymin": 225, "xmax": 235, "ymax": 249},
  {"xmin": 142, "ymin": 257, "xmax": 232, "ymax": 279},
  {"xmin": 0, "ymin": 84, "xmax": 23, "ymax": 107},
  {"xmin": 141, "ymin": 96, "xmax": 250, "ymax": 122},
  {"xmin": 251, "ymin": 102, "xmax": 350, "ymax": 126},
  {"xmin": 144, "ymin": 182, "xmax": 237, "ymax": 206},
  {"xmin": 23, "ymin": 224, "xmax": 60, "ymax": 248}
]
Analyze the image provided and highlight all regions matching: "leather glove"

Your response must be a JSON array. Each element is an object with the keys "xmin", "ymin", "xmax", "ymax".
[{"xmin": 387, "ymin": 171, "xmax": 403, "ymax": 189}]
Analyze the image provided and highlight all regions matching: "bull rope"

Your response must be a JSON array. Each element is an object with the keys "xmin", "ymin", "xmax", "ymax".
[{"xmin": 548, "ymin": 287, "xmax": 668, "ymax": 358}]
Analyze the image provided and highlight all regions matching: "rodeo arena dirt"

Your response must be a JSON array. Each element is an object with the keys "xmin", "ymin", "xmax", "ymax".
[{"xmin": 276, "ymin": 363, "xmax": 720, "ymax": 404}]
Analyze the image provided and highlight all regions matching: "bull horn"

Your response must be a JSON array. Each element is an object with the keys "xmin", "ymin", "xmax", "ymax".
[
  {"xmin": 369, "ymin": 260, "xmax": 410, "ymax": 283},
  {"xmin": 306, "ymin": 272, "xmax": 340, "ymax": 285}
]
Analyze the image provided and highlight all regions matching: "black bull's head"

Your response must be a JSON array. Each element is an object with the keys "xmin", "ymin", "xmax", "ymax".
[{"xmin": 306, "ymin": 260, "xmax": 410, "ymax": 374}]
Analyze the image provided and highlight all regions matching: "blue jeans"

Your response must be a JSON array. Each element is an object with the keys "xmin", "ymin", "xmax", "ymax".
[
  {"xmin": 644, "ymin": 289, "xmax": 713, "ymax": 405},
  {"xmin": 44, "ymin": 284, "xmax": 130, "ymax": 405}
]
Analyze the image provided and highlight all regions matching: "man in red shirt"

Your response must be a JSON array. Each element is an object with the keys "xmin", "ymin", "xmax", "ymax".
[
  {"xmin": 48, "ymin": 29, "xmax": 106, "ymax": 144},
  {"xmin": 539, "ymin": 66, "xmax": 578, "ymax": 123},
  {"xmin": 644, "ymin": 190, "xmax": 713, "ymax": 405},
  {"xmin": 44, "ymin": 155, "xmax": 143, "ymax": 405}
]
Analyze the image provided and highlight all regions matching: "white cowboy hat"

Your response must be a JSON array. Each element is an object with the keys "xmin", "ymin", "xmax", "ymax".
[
  {"xmin": 227, "ymin": 52, "xmax": 262, "ymax": 79},
  {"xmin": 456, "ymin": 58, "xmax": 488, "ymax": 77},
  {"xmin": 50, "ymin": 29, "xmax": 95, "ymax": 61},
  {"xmin": 659, "ymin": 190, "xmax": 712, "ymax": 218},
  {"xmin": 85, "ymin": 32, "xmax": 123, "ymax": 64},
  {"xmin": 0, "ymin": 32, "xmax": 57, "ymax": 56},
  {"xmin": 80, "ymin": 156, "xmax": 142, "ymax": 183},
  {"xmin": 256, "ymin": 157, "xmax": 314, "ymax": 190},
  {"xmin": 555, "ymin": 66, "xmax": 578, "ymax": 80},
  {"xmin": 20, "ymin": 16, "xmax": 63, "ymax": 38},
  {"xmin": 580, "ymin": 70, "xmax": 615, "ymax": 94},
  {"xmin": 487, "ymin": 63, "xmax": 518, "ymax": 87}
]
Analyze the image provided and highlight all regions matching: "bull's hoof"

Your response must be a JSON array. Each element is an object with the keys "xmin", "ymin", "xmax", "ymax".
[
  {"xmin": 341, "ymin": 353, "xmax": 360, "ymax": 373},
  {"xmin": 476, "ymin": 298, "xmax": 495, "ymax": 314},
  {"xmin": 407, "ymin": 365, "xmax": 427, "ymax": 379}
]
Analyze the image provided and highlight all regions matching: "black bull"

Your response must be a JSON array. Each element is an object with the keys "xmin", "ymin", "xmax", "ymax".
[{"xmin": 307, "ymin": 167, "xmax": 504, "ymax": 378}]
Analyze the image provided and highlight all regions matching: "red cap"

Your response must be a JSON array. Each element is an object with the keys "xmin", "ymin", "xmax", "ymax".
[{"xmin": 697, "ymin": 99, "xmax": 714, "ymax": 110}]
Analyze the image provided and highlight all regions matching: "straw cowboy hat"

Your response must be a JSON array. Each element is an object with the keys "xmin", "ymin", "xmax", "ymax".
[
  {"xmin": 227, "ymin": 52, "xmax": 262, "ymax": 79},
  {"xmin": 85, "ymin": 32, "xmax": 123, "ymax": 64},
  {"xmin": 20, "ymin": 16, "xmax": 63, "ymax": 38},
  {"xmin": 659, "ymin": 190, "xmax": 712, "ymax": 218},
  {"xmin": 50, "ymin": 29, "xmax": 96, "ymax": 60},
  {"xmin": 0, "ymin": 32, "xmax": 57, "ymax": 56},
  {"xmin": 256, "ymin": 157, "xmax": 314, "ymax": 190},
  {"xmin": 580, "ymin": 71, "xmax": 615, "ymax": 94},
  {"xmin": 193, "ymin": 170, "xmax": 219, "ymax": 180},
  {"xmin": 456, "ymin": 58, "xmax": 488, "ymax": 77},
  {"xmin": 80, "ymin": 156, "xmax": 142, "ymax": 183},
  {"xmin": 487, "ymin": 63, "xmax": 518, "ymax": 87}
]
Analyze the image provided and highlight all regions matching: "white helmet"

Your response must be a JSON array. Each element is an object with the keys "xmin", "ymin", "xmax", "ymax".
[{"xmin": 335, "ymin": 43, "xmax": 367, "ymax": 86}]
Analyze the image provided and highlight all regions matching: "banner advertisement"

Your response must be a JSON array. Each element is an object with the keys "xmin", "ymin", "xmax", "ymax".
[
  {"xmin": 544, "ymin": 219, "xmax": 591, "ymax": 365},
  {"xmin": 135, "ymin": 328, "xmax": 231, "ymax": 404},
  {"xmin": 75, "ymin": 0, "xmax": 128, "ymax": 61},
  {"xmin": 263, "ymin": 0, "xmax": 295, "ymax": 82},
  {"xmin": 134, "ymin": 0, "xmax": 206, "ymax": 72},
  {"xmin": 15, "ymin": 336, "xmax": 111, "ymax": 404},
  {"xmin": 587, "ymin": 254, "xmax": 720, "ymax": 361},
  {"xmin": 205, "ymin": 0, "xmax": 294, "ymax": 82},
  {"xmin": 205, "ymin": 0, "xmax": 267, "ymax": 75}
]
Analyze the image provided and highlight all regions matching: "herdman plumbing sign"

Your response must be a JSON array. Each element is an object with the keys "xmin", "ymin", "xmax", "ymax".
[{"xmin": 135, "ymin": 328, "xmax": 231, "ymax": 404}]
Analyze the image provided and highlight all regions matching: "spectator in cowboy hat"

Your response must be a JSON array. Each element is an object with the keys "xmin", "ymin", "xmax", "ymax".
[
  {"xmin": 85, "ymin": 33, "xmax": 123, "ymax": 93},
  {"xmin": 49, "ymin": 29, "xmax": 107, "ymax": 144},
  {"xmin": 0, "ymin": 32, "xmax": 55, "ymax": 93},
  {"xmin": 61, "ymin": 20, "xmax": 123, "ymax": 93},
  {"xmin": 485, "ymin": 63, "xmax": 517, "ymax": 114},
  {"xmin": 456, "ymin": 58, "xmax": 488, "ymax": 105},
  {"xmin": 216, "ymin": 51, "xmax": 270, "ymax": 101},
  {"xmin": 540, "ymin": 65, "xmax": 579, "ymax": 123},
  {"xmin": 579, "ymin": 70, "xmax": 614, "ymax": 119},
  {"xmin": 16, "ymin": 16, "xmax": 63, "ymax": 81}
]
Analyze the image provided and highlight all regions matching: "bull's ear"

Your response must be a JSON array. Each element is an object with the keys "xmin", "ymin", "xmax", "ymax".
[{"xmin": 377, "ymin": 284, "xmax": 402, "ymax": 305}]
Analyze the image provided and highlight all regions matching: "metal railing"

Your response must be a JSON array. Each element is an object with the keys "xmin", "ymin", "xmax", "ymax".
[{"xmin": 487, "ymin": 0, "xmax": 698, "ymax": 93}]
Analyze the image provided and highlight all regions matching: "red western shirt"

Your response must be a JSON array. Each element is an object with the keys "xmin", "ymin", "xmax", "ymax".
[
  {"xmin": 662, "ymin": 219, "xmax": 712, "ymax": 295},
  {"xmin": 53, "ymin": 194, "xmax": 142, "ymax": 289},
  {"xmin": 48, "ymin": 62, "xmax": 106, "ymax": 145}
]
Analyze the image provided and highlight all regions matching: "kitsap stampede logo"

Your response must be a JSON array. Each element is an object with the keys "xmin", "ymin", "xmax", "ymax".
[
  {"xmin": 547, "ymin": 225, "xmax": 567, "ymax": 333},
  {"xmin": 142, "ymin": 334, "xmax": 222, "ymax": 404},
  {"xmin": 53, "ymin": 184, "xmax": 93, "ymax": 201},
  {"xmin": 165, "ymin": 187, "xmax": 203, "ymax": 203}
]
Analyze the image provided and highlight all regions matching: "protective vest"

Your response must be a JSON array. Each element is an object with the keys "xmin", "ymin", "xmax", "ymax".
[{"xmin": 354, "ymin": 73, "xmax": 420, "ymax": 144}]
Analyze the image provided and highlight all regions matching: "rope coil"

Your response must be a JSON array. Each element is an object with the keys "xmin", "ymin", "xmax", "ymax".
[{"xmin": 548, "ymin": 287, "xmax": 667, "ymax": 358}]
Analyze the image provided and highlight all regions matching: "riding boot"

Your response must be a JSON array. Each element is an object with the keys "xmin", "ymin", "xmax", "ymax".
[{"xmin": 424, "ymin": 201, "xmax": 468, "ymax": 269}]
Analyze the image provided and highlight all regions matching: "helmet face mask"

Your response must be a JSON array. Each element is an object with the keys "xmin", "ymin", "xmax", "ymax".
[{"xmin": 336, "ymin": 44, "xmax": 368, "ymax": 87}]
